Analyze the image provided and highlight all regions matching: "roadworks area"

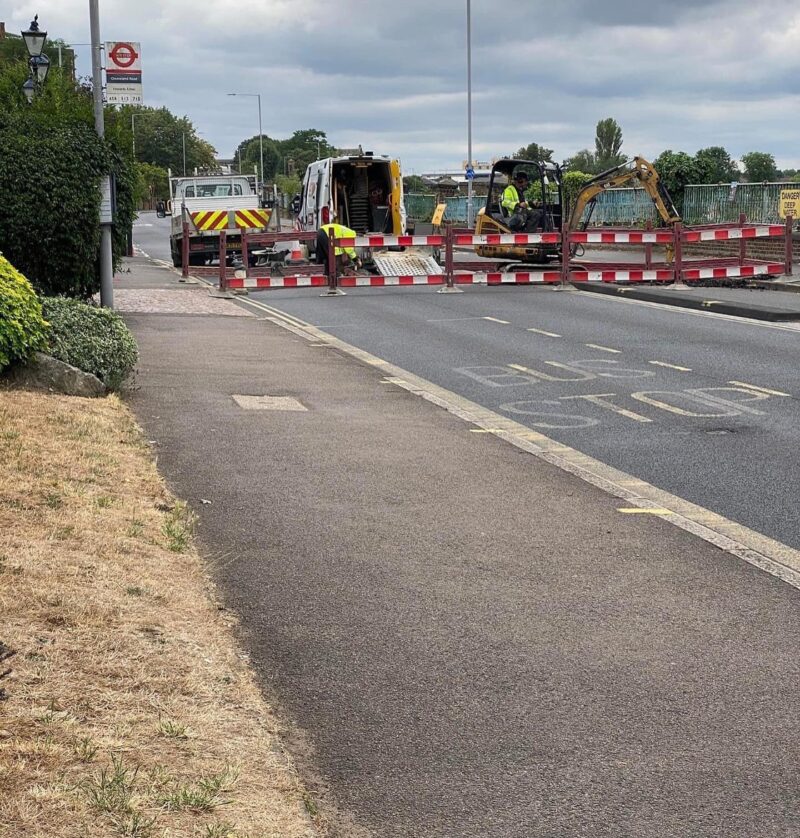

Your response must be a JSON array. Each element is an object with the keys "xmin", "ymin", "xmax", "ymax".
[{"xmin": 0, "ymin": 389, "xmax": 320, "ymax": 838}]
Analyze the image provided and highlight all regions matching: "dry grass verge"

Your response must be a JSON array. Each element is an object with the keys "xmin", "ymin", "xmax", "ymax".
[{"xmin": 0, "ymin": 390, "xmax": 319, "ymax": 838}]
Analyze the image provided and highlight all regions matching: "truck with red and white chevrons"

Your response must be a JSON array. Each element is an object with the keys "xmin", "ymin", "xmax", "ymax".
[{"xmin": 168, "ymin": 174, "xmax": 272, "ymax": 267}]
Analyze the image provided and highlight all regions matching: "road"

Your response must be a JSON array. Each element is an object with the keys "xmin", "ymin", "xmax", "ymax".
[
  {"xmin": 134, "ymin": 211, "xmax": 800, "ymax": 550},
  {"xmin": 245, "ymin": 284, "xmax": 800, "ymax": 552}
]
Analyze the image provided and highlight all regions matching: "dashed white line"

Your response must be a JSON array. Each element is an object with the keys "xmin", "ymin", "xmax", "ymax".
[
  {"xmin": 527, "ymin": 327, "xmax": 561, "ymax": 337},
  {"xmin": 585, "ymin": 343, "xmax": 621, "ymax": 354},
  {"xmin": 649, "ymin": 360, "xmax": 692, "ymax": 372}
]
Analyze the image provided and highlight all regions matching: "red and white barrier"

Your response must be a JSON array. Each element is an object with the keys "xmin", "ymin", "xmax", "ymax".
[
  {"xmin": 456, "ymin": 272, "xmax": 562, "ymax": 285},
  {"xmin": 683, "ymin": 225, "xmax": 785, "ymax": 242},
  {"xmin": 339, "ymin": 235, "xmax": 444, "ymax": 247},
  {"xmin": 226, "ymin": 275, "xmax": 328, "ymax": 290},
  {"xmin": 455, "ymin": 232, "xmax": 561, "ymax": 246},
  {"xmin": 338, "ymin": 274, "xmax": 446, "ymax": 287},
  {"xmin": 571, "ymin": 269, "xmax": 674, "ymax": 284},
  {"xmin": 681, "ymin": 263, "xmax": 785, "ymax": 281},
  {"xmin": 570, "ymin": 230, "xmax": 673, "ymax": 244}
]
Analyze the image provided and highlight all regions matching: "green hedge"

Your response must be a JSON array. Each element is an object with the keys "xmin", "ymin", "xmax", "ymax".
[
  {"xmin": 0, "ymin": 108, "xmax": 136, "ymax": 299},
  {"xmin": 41, "ymin": 297, "xmax": 138, "ymax": 390},
  {"xmin": 0, "ymin": 252, "xmax": 49, "ymax": 370}
]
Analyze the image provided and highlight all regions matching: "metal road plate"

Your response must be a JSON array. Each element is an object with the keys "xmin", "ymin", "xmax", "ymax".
[{"xmin": 372, "ymin": 252, "xmax": 443, "ymax": 276}]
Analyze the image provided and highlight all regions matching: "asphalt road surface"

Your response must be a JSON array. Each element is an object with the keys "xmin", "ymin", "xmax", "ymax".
[{"xmin": 247, "ymin": 284, "xmax": 800, "ymax": 553}]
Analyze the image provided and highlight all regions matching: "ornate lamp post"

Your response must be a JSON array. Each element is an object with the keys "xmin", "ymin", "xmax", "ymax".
[{"xmin": 20, "ymin": 15, "xmax": 51, "ymax": 101}]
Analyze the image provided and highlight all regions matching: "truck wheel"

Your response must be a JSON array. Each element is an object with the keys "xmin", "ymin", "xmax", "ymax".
[{"xmin": 171, "ymin": 247, "xmax": 182, "ymax": 268}]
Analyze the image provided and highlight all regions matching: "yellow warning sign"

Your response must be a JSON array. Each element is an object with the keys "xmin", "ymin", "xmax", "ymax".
[
  {"xmin": 431, "ymin": 203, "xmax": 447, "ymax": 226},
  {"xmin": 779, "ymin": 188, "xmax": 800, "ymax": 220}
]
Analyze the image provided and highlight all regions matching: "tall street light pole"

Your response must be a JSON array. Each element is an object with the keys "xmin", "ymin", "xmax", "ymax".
[
  {"xmin": 228, "ymin": 92, "xmax": 263, "ymax": 187},
  {"xmin": 89, "ymin": 0, "xmax": 113, "ymax": 308},
  {"xmin": 466, "ymin": 0, "xmax": 474, "ymax": 228}
]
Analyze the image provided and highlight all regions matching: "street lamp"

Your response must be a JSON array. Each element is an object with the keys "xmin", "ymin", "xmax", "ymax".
[
  {"xmin": 465, "ymin": 0, "xmax": 474, "ymax": 227},
  {"xmin": 21, "ymin": 15, "xmax": 47, "ymax": 58},
  {"xmin": 20, "ymin": 15, "xmax": 51, "ymax": 102},
  {"xmin": 228, "ymin": 92, "xmax": 263, "ymax": 187}
]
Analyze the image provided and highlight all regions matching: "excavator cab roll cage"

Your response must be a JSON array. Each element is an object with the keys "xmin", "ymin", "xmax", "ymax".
[
  {"xmin": 484, "ymin": 158, "xmax": 564, "ymax": 231},
  {"xmin": 474, "ymin": 158, "xmax": 563, "ymax": 264}
]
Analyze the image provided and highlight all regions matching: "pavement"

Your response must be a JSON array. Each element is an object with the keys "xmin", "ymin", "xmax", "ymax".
[
  {"xmin": 120, "ymin": 255, "xmax": 800, "ymax": 838},
  {"xmin": 579, "ymin": 281, "xmax": 800, "ymax": 321}
]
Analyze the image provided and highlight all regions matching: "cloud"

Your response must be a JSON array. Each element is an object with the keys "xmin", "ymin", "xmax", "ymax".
[{"xmin": 5, "ymin": 0, "xmax": 800, "ymax": 171}]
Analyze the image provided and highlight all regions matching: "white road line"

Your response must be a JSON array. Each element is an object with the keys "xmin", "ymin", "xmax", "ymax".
[
  {"xmin": 728, "ymin": 380, "xmax": 792, "ymax": 397},
  {"xmin": 483, "ymin": 316, "xmax": 510, "ymax": 324},
  {"xmin": 527, "ymin": 327, "xmax": 561, "ymax": 337},
  {"xmin": 427, "ymin": 316, "xmax": 485, "ymax": 322},
  {"xmin": 585, "ymin": 343, "xmax": 621, "ymax": 353},
  {"xmin": 649, "ymin": 360, "xmax": 692, "ymax": 372}
]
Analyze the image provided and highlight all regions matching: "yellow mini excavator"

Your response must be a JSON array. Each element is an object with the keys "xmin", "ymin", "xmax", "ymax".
[{"xmin": 567, "ymin": 156, "xmax": 680, "ymax": 234}]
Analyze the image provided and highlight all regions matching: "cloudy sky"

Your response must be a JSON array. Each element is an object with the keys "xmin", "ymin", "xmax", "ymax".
[{"xmin": 6, "ymin": 0, "xmax": 800, "ymax": 172}]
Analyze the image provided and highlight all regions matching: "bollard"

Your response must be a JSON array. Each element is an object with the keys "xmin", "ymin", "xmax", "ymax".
[
  {"xmin": 219, "ymin": 230, "xmax": 227, "ymax": 292},
  {"xmin": 786, "ymin": 215, "xmax": 794, "ymax": 277},
  {"xmin": 181, "ymin": 221, "xmax": 190, "ymax": 279},
  {"xmin": 321, "ymin": 231, "xmax": 345, "ymax": 296}
]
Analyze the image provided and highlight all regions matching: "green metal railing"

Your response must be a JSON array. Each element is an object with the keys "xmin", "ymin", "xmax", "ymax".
[{"xmin": 682, "ymin": 183, "xmax": 796, "ymax": 225}]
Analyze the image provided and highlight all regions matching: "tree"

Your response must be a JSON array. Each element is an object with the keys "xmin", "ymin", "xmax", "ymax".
[
  {"xmin": 694, "ymin": 146, "xmax": 739, "ymax": 183},
  {"xmin": 404, "ymin": 175, "xmax": 431, "ymax": 193},
  {"xmin": 594, "ymin": 118, "xmax": 625, "ymax": 171},
  {"xmin": 234, "ymin": 129, "xmax": 334, "ymax": 182},
  {"xmin": 135, "ymin": 162, "xmax": 169, "ymax": 205},
  {"xmin": 741, "ymin": 151, "xmax": 778, "ymax": 182},
  {"xmin": 513, "ymin": 142, "xmax": 554, "ymax": 163},
  {"xmin": 652, "ymin": 150, "xmax": 700, "ymax": 213},
  {"xmin": 564, "ymin": 149, "xmax": 599, "ymax": 174},
  {"xmin": 562, "ymin": 171, "xmax": 594, "ymax": 214},
  {"xmin": 120, "ymin": 105, "xmax": 217, "ymax": 174}
]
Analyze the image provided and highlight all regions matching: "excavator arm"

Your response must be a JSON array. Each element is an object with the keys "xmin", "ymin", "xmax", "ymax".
[{"xmin": 568, "ymin": 156, "xmax": 680, "ymax": 231}]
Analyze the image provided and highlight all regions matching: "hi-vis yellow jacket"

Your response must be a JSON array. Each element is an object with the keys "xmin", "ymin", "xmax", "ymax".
[
  {"xmin": 501, "ymin": 184, "xmax": 525, "ymax": 214},
  {"xmin": 320, "ymin": 223, "xmax": 357, "ymax": 259}
]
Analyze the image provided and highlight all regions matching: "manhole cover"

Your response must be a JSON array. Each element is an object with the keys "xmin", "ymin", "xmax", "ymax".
[{"xmin": 232, "ymin": 395, "xmax": 307, "ymax": 411}]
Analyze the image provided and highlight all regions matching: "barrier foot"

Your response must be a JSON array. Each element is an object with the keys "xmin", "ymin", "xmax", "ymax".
[
  {"xmin": 320, "ymin": 288, "xmax": 347, "ymax": 297},
  {"xmin": 437, "ymin": 285, "xmax": 463, "ymax": 294}
]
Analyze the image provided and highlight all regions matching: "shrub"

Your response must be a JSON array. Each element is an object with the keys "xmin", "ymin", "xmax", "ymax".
[
  {"xmin": 41, "ymin": 297, "xmax": 138, "ymax": 390},
  {"xmin": 0, "ymin": 105, "xmax": 136, "ymax": 299},
  {"xmin": 0, "ymin": 252, "xmax": 49, "ymax": 370}
]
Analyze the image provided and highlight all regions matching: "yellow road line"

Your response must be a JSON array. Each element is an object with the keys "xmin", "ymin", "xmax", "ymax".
[
  {"xmin": 649, "ymin": 360, "xmax": 692, "ymax": 372},
  {"xmin": 585, "ymin": 343, "xmax": 621, "ymax": 354},
  {"xmin": 728, "ymin": 380, "xmax": 791, "ymax": 397},
  {"xmin": 527, "ymin": 327, "xmax": 561, "ymax": 337},
  {"xmin": 483, "ymin": 316, "xmax": 510, "ymax": 324}
]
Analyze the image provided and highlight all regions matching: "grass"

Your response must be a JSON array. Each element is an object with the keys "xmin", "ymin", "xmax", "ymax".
[{"xmin": 0, "ymin": 390, "xmax": 320, "ymax": 838}]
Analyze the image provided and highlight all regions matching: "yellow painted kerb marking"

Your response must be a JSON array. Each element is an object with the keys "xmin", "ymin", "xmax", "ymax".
[
  {"xmin": 728, "ymin": 380, "xmax": 791, "ymax": 397},
  {"xmin": 585, "ymin": 343, "xmax": 621, "ymax": 354}
]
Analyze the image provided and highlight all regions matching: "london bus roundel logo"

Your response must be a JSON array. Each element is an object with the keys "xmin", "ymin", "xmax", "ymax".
[{"xmin": 109, "ymin": 42, "xmax": 138, "ymax": 68}]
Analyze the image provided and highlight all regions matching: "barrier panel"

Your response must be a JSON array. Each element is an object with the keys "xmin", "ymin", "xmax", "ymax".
[{"xmin": 178, "ymin": 214, "xmax": 793, "ymax": 294}]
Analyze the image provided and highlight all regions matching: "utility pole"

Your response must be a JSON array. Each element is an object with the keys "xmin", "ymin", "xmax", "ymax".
[
  {"xmin": 466, "ymin": 0, "xmax": 474, "ymax": 228},
  {"xmin": 182, "ymin": 132, "xmax": 186, "ymax": 176},
  {"xmin": 89, "ymin": 0, "xmax": 113, "ymax": 308}
]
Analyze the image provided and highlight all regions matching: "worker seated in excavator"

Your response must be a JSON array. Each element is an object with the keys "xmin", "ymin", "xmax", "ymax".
[{"xmin": 502, "ymin": 171, "xmax": 544, "ymax": 232}]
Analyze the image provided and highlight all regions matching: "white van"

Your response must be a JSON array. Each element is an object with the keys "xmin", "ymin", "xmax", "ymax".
[{"xmin": 298, "ymin": 151, "xmax": 407, "ymax": 237}]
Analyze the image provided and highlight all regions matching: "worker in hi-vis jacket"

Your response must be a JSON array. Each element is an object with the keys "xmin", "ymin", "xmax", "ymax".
[{"xmin": 316, "ymin": 222, "xmax": 362, "ymax": 277}]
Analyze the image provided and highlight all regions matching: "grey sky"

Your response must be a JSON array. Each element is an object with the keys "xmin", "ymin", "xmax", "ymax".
[{"xmin": 6, "ymin": 0, "xmax": 800, "ymax": 172}]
